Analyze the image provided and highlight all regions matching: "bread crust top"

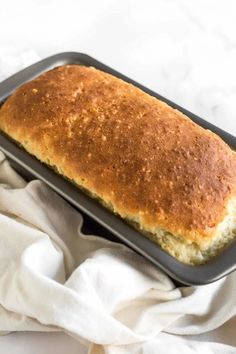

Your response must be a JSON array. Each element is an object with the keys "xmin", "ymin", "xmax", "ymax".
[{"xmin": 0, "ymin": 65, "xmax": 236, "ymax": 246}]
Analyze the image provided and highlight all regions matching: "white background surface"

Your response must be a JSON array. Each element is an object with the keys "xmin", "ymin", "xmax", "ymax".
[
  {"xmin": 1, "ymin": 0, "xmax": 236, "ymax": 135},
  {"xmin": 0, "ymin": 1, "xmax": 236, "ymax": 353}
]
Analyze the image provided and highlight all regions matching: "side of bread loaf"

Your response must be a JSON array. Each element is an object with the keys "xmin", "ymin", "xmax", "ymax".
[{"xmin": 0, "ymin": 65, "xmax": 236, "ymax": 264}]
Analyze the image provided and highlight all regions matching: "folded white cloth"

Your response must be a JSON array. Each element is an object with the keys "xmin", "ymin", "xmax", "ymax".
[
  {"xmin": 0, "ymin": 51, "xmax": 236, "ymax": 353},
  {"xmin": 0, "ymin": 151, "xmax": 236, "ymax": 354}
]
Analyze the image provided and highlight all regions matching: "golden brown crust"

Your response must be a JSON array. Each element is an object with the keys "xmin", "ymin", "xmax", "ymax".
[{"xmin": 0, "ymin": 65, "xmax": 236, "ymax": 248}]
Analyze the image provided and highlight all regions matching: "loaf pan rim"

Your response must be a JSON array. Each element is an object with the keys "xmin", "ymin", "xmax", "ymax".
[{"xmin": 0, "ymin": 51, "xmax": 235, "ymax": 285}]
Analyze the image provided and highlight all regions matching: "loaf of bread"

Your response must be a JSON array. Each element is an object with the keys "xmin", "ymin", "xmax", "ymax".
[{"xmin": 0, "ymin": 65, "xmax": 236, "ymax": 264}]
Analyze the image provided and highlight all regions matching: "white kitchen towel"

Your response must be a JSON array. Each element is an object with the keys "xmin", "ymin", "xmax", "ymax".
[{"xmin": 0, "ymin": 53, "xmax": 236, "ymax": 353}]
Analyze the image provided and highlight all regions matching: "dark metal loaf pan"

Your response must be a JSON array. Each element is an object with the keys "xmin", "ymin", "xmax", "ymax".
[{"xmin": 0, "ymin": 52, "xmax": 235, "ymax": 285}]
